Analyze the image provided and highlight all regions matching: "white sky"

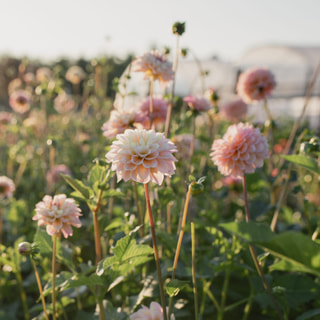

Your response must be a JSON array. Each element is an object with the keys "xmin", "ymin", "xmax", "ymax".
[{"xmin": 1, "ymin": 0, "xmax": 320, "ymax": 62}]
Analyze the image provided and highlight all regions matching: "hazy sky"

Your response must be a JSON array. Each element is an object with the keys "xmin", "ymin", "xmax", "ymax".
[{"xmin": 1, "ymin": 0, "xmax": 319, "ymax": 62}]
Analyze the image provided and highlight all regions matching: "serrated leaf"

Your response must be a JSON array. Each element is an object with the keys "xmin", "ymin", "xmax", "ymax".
[
  {"xmin": 220, "ymin": 221, "xmax": 320, "ymax": 277},
  {"xmin": 281, "ymin": 154, "xmax": 320, "ymax": 175},
  {"xmin": 61, "ymin": 174, "xmax": 91, "ymax": 200},
  {"xmin": 166, "ymin": 279, "xmax": 190, "ymax": 297}
]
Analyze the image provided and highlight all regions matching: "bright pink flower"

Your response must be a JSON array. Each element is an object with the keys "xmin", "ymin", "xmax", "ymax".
[
  {"xmin": 210, "ymin": 122, "xmax": 269, "ymax": 177},
  {"xmin": 0, "ymin": 176, "xmax": 15, "ymax": 198},
  {"xmin": 130, "ymin": 301, "xmax": 175, "ymax": 320},
  {"xmin": 54, "ymin": 91, "xmax": 75, "ymax": 114},
  {"xmin": 138, "ymin": 96, "xmax": 168, "ymax": 129},
  {"xmin": 236, "ymin": 67, "xmax": 276, "ymax": 103},
  {"xmin": 220, "ymin": 98, "xmax": 248, "ymax": 122},
  {"xmin": 102, "ymin": 108, "xmax": 147, "ymax": 139},
  {"xmin": 106, "ymin": 129, "xmax": 177, "ymax": 185},
  {"xmin": 65, "ymin": 66, "xmax": 86, "ymax": 84},
  {"xmin": 33, "ymin": 194, "xmax": 82, "ymax": 238},
  {"xmin": 183, "ymin": 95, "xmax": 212, "ymax": 112},
  {"xmin": 9, "ymin": 90, "xmax": 32, "ymax": 114},
  {"xmin": 132, "ymin": 51, "xmax": 174, "ymax": 85}
]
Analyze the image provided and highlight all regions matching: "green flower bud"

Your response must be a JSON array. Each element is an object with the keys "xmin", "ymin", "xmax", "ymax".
[
  {"xmin": 172, "ymin": 22, "xmax": 186, "ymax": 36},
  {"xmin": 191, "ymin": 182, "xmax": 204, "ymax": 195},
  {"xmin": 18, "ymin": 242, "xmax": 32, "ymax": 256}
]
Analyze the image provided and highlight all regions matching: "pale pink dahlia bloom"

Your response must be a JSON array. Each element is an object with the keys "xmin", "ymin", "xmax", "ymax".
[
  {"xmin": 54, "ymin": 91, "xmax": 76, "ymax": 114},
  {"xmin": 36, "ymin": 67, "xmax": 53, "ymax": 83},
  {"xmin": 236, "ymin": 67, "xmax": 276, "ymax": 103},
  {"xmin": 0, "ymin": 176, "xmax": 15, "ymax": 198},
  {"xmin": 183, "ymin": 95, "xmax": 212, "ymax": 112},
  {"xmin": 102, "ymin": 108, "xmax": 147, "ymax": 139},
  {"xmin": 220, "ymin": 98, "xmax": 248, "ymax": 122},
  {"xmin": 106, "ymin": 129, "xmax": 177, "ymax": 185},
  {"xmin": 46, "ymin": 164, "xmax": 72, "ymax": 187},
  {"xmin": 132, "ymin": 50, "xmax": 174, "ymax": 85},
  {"xmin": 210, "ymin": 122, "xmax": 269, "ymax": 177},
  {"xmin": 138, "ymin": 96, "xmax": 168, "ymax": 128},
  {"xmin": 130, "ymin": 301, "xmax": 175, "ymax": 320},
  {"xmin": 9, "ymin": 89, "xmax": 32, "ymax": 114},
  {"xmin": 33, "ymin": 194, "xmax": 82, "ymax": 238},
  {"xmin": 65, "ymin": 66, "xmax": 86, "ymax": 84}
]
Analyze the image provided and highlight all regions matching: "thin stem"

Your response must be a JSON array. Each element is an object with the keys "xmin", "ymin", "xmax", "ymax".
[
  {"xmin": 188, "ymin": 116, "xmax": 196, "ymax": 173},
  {"xmin": 31, "ymin": 258, "xmax": 49, "ymax": 320},
  {"xmin": 0, "ymin": 207, "xmax": 2, "ymax": 244},
  {"xmin": 16, "ymin": 264, "xmax": 30, "ymax": 320},
  {"xmin": 169, "ymin": 182, "xmax": 194, "ymax": 317},
  {"xmin": 52, "ymin": 234, "xmax": 57, "ymax": 320},
  {"xmin": 165, "ymin": 35, "xmax": 180, "ymax": 138},
  {"xmin": 191, "ymin": 222, "xmax": 199, "ymax": 320},
  {"xmin": 133, "ymin": 181, "xmax": 144, "ymax": 237},
  {"xmin": 242, "ymin": 176, "xmax": 284, "ymax": 320},
  {"xmin": 149, "ymin": 79, "xmax": 155, "ymax": 129},
  {"xmin": 92, "ymin": 212, "xmax": 102, "ymax": 264},
  {"xmin": 144, "ymin": 183, "xmax": 167, "ymax": 320}
]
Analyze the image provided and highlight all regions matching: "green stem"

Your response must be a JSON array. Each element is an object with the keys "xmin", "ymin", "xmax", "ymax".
[
  {"xmin": 52, "ymin": 234, "xmax": 57, "ymax": 320},
  {"xmin": 191, "ymin": 222, "xmax": 199, "ymax": 320},
  {"xmin": 168, "ymin": 182, "xmax": 194, "ymax": 317},
  {"xmin": 31, "ymin": 258, "xmax": 49, "ymax": 320},
  {"xmin": 165, "ymin": 34, "xmax": 179, "ymax": 138},
  {"xmin": 16, "ymin": 265, "xmax": 30, "ymax": 320},
  {"xmin": 133, "ymin": 181, "xmax": 144, "ymax": 237},
  {"xmin": 242, "ymin": 176, "xmax": 284, "ymax": 320},
  {"xmin": 144, "ymin": 183, "xmax": 167, "ymax": 320}
]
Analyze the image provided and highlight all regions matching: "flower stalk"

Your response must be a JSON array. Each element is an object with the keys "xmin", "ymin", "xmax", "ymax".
[
  {"xmin": 144, "ymin": 183, "xmax": 167, "ymax": 320},
  {"xmin": 191, "ymin": 222, "xmax": 199, "ymax": 320},
  {"xmin": 52, "ymin": 234, "xmax": 57, "ymax": 320}
]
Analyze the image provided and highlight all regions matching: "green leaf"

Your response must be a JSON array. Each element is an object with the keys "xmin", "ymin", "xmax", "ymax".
[
  {"xmin": 281, "ymin": 154, "xmax": 320, "ymax": 175},
  {"xmin": 296, "ymin": 309, "xmax": 320, "ymax": 320},
  {"xmin": 220, "ymin": 221, "xmax": 320, "ymax": 277},
  {"xmin": 33, "ymin": 228, "xmax": 53, "ymax": 256},
  {"xmin": 61, "ymin": 174, "xmax": 91, "ymax": 200},
  {"xmin": 166, "ymin": 279, "xmax": 190, "ymax": 297}
]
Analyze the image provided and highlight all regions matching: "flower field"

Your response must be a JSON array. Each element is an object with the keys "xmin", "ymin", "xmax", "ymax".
[{"xmin": 1, "ymin": 22, "xmax": 320, "ymax": 320}]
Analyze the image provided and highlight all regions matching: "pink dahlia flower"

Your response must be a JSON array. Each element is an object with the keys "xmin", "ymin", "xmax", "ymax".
[
  {"xmin": 130, "ymin": 301, "xmax": 175, "ymax": 320},
  {"xmin": 236, "ymin": 67, "xmax": 276, "ymax": 103},
  {"xmin": 33, "ymin": 194, "xmax": 82, "ymax": 238},
  {"xmin": 46, "ymin": 164, "xmax": 72, "ymax": 187},
  {"xmin": 102, "ymin": 108, "xmax": 147, "ymax": 139},
  {"xmin": 54, "ymin": 91, "xmax": 75, "ymax": 114},
  {"xmin": 183, "ymin": 95, "xmax": 212, "ymax": 112},
  {"xmin": 172, "ymin": 134, "xmax": 199, "ymax": 159},
  {"xmin": 65, "ymin": 66, "xmax": 86, "ymax": 84},
  {"xmin": 106, "ymin": 129, "xmax": 177, "ymax": 185},
  {"xmin": 0, "ymin": 176, "xmax": 15, "ymax": 198},
  {"xmin": 220, "ymin": 98, "xmax": 248, "ymax": 122},
  {"xmin": 132, "ymin": 50, "xmax": 174, "ymax": 85},
  {"xmin": 36, "ymin": 67, "xmax": 53, "ymax": 83},
  {"xmin": 210, "ymin": 122, "xmax": 269, "ymax": 177},
  {"xmin": 138, "ymin": 96, "xmax": 168, "ymax": 128},
  {"xmin": 9, "ymin": 89, "xmax": 32, "ymax": 114}
]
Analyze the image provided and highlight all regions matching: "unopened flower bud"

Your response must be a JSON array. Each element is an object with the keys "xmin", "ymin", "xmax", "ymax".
[
  {"xmin": 180, "ymin": 48, "xmax": 188, "ymax": 57},
  {"xmin": 18, "ymin": 242, "xmax": 32, "ymax": 256},
  {"xmin": 172, "ymin": 22, "xmax": 186, "ymax": 36},
  {"xmin": 191, "ymin": 182, "xmax": 204, "ymax": 195}
]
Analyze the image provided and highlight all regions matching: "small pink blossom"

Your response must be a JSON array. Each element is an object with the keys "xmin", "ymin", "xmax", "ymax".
[
  {"xmin": 33, "ymin": 194, "xmax": 82, "ymax": 238},
  {"xmin": 106, "ymin": 129, "xmax": 177, "ymax": 185},
  {"xmin": 210, "ymin": 122, "xmax": 269, "ymax": 177},
  {"xmin": 183, "ymin": 95, "xmax": 212, "ymax": 112},
  {"xmin": 9, "ymin": 90, "xmax": 32, "ymax": 114},
  {"xmin": 54, "ymin": 91, "xmax": 76, "ymax": 114},
  {"xmin": 0, "ymin": 176, "xmax": 15, "ymax": 198},
  {"xmin": 138, "ymin": 96, "xmax": 168, "ymax": 128},
  {"xmin": 130, "ymin": 301, "xmax": 175, "ymax": 320},
  {"xmin": 46, "ymin": 165, "xmax": 72, "ymax": 187},
  {"xmin": 220, "ymin": 98, "xmax": 248, "ymax": 122},
  {"xmin": 132, "ymin": 50, "xmax": 174, "ymax": 85},
  {"xmin": 236, "ymin": 67, "xmax": 276, "ymax": 103},
  {"xmin": 0, "ymin": 112, "xmax": 13, "ymax": 125},
  {"xmin": 102, "ymin": 108, "xmax": 147, "ymax": 139},
  {"xmin": 65, "ymin": 66, "xmax": 86, "ymax": 84}
]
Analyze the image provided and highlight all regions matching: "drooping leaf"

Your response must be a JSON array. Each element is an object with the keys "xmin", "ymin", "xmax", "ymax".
[
  {"xmin": 281, "ymin": 154, "xmax": 320, "ymax": 175},
  {"xmin": 61, "ymin": 174, "xmax": 91, "ymax": 200},
  {"xmin": 220, "ymin": 221, "xmax": 320, "ymax": 277},
  {"xmin": 166, "ymin": 279, "xmax": 190, "ymax": 297}
]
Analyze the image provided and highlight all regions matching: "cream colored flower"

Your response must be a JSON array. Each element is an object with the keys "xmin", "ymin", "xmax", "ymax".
[
  {"xmin": 0, "ymin": 176, "xmax": 15, "ymax": 198},
  {"xmin": 65, "ymin": 66, "xmax": 86, "ymax": 84},
  {"xmin": 210, "ymin": 122, "xmax": 269, "ymax": 177},
  {"xmin": 33, "ymin": 194, "xmax": 82, "ymax": 238},
  {"xmin": 106, "ymin": 129, "xmax": 177, "ymax": 185},
  {"xmin": 36, "ymin": 67, "xmax": 53, "ymax": 83},
  {"xmin": 130, "ymin": 301, "xmax": 175, "ymax": 320},
  {"xmin": 132, "ymin": 50, "xmax": 174, "ymax": 85}
]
